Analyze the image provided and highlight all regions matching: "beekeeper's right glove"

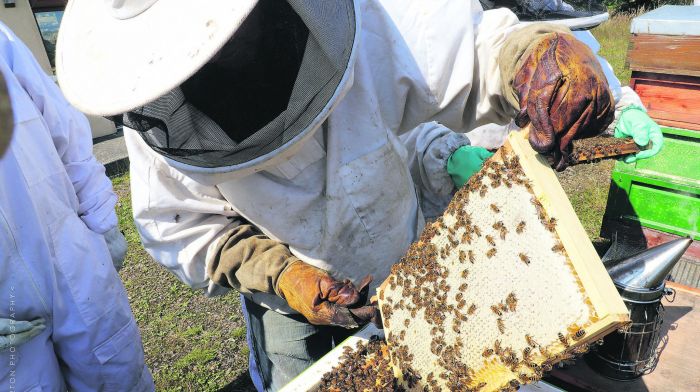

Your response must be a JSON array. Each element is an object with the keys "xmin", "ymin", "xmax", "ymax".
[
  {"xmin": 500, "ymin": 24, "xmax": 615, "ymax": 171},
  {"xmin": 0, "ymin": 318, "xmax": 46, "ymax": 351},
  {"xmin": 277, "ymin": 261, "xmax": 376, "ymax": 329}
]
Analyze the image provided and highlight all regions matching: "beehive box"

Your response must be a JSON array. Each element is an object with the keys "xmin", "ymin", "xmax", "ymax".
[
  {"xmin": 377, "ymin": 130, "xmax": 629, "ymax": 392},
  {"xmin": 628, "ymin": 6, "xmax": 700, "ymax": 131}
]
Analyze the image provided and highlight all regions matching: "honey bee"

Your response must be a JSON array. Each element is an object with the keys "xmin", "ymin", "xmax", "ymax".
[
  {"xmin": 573, "ymin": 328, "xmax": 586, "ymax": 341},
  {"xmin": 462, "ymin": 231, "xmax": 473, "ymax": 244},
  {"xmin": 573, "ymin": 344, "xmax": 590, "ymax": 354},
  {"xmin": 558, "ymin": 332, "xmax": 570, "ymax": 348},
  {"xmin": 494, "ymin": 339, "xmax": 503, "ymax": 355},
  {"xmin": 467, "ymin": 304, "xmax": 477, "ymax": 315},
  {"xmin": 461, "ymin": 269, "xmax": 469, "ymax": 279},
  {"xmin": 474, "ymin": 381, "xmax": 487, "ymax": 391},
  {"xmin": 487, "ymin": 248, "xmax": 497, "ymax": 258},
  {"xmin": 473, "ymin": 226, "xmax": 482, "ymax": 237},
  {"xmin": 522, "ymin": 347, "xmax": 532, "ymax": 361},
  {"xmin": 459, "ymin": 283, "xmax": 468, "ymax": 291},
  {"xmin": 518, "ymin": 252, "xmax": 531, "ymax": 265},
  {"xmin": 518, "ymin": 373, "xmax": 529, "ymax": 383},
  {"xmin": 456, "ymin": 292, "xmax": 463, "ymax": 301},
  {"xmin": 531, "ymin": 198, "xmax": 546, "ymax": 220},
  {"xmin": 490, "ymin": 203, "xmax": 500, "ymax": 213},
  {"xmin": 497, "ymin": 318, "xmax": 505, "ymax": 334},
  {"xmin": 457, "ymin": 300, "xmax": 466, "ymax": 309},
  {"xmin": 525, "ymin": 334, "xmax": 538, "ymax": 348},
  {"xmin": 486, "ymin": 235, "xmax": 496, "ymax": 246},
  {"xmin": 516, "ymin": 221, "xmax": 526, "ymax": 234},
  {"xmin": 404, "ymin": 319, "xmax": 410, "ymax": 327},
  {"xmin": 459, "ymin": 250, "xmax": 467, "ymax": 263},
  {"xmin": 482, "ymin": 348, "xmax": 494, "ymax": 357},
  {"xmin": 544, "ymin": 217, "xmax": 557, "ymax": 232},
  {"xmin": 490, "ymin": 304, "xmax": 503, "ymax": 316},
  {"xmin": 468, "ymin": 250, "xmax": 475, "ymax": 263},
  {"xmin": 479, "ymin": 185, "xmax": 488, "ymax": 197},
  {"xmin": 506, "ymin": 292, "xmax": 518, "ymax": 312},
  {"xmin": 552, "ymin": 242, "xmax": 566, "ymax": 255}
]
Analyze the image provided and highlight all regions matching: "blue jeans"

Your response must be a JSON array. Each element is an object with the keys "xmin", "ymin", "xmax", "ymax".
[{"xmin": 242, "ymin": 296, "xmax": 356, "ymax": 392}]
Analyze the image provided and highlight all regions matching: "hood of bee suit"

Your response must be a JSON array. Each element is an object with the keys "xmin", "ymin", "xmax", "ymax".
[
  {"xmin": 480, "ymin": 0, "xmax": 608, "ymax": 30},
  {"xmin": 110, "ymin": 0, "xmax": 357, "ymax": 176}
]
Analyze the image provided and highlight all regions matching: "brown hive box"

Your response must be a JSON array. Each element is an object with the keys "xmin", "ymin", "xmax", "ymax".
[{"xmin": 377, "ymin": 130, "xmax": 629, "ymax": 392}]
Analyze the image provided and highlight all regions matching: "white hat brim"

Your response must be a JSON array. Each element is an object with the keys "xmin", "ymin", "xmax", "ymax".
[{"xmin": 57, "ymin": 0, "xmax": 257, "ymax": 116}]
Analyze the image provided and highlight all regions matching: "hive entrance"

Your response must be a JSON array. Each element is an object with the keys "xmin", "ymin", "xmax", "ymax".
[{"xmin": 377, "ymin": 131, "xmax": 628, "ymax": 392}]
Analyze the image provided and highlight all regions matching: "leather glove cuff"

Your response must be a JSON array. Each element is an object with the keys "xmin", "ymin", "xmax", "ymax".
[{"xmin": 498, "ymin": 23, "xmax": 572, "ymax": 113}]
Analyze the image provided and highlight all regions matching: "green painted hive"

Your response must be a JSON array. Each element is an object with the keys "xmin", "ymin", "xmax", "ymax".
[{"xmin": 603, "ymin": 127, "xmax": 700, "ymax": 240}]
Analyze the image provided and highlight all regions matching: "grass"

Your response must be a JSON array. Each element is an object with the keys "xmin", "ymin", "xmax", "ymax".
[
  {"xmin": 591, "ymin": 12, "xmax": 637, "ymax": 85},
  {"xmin": 109, "ymin": 15, "xmax": 636, "ymax": 391},
  {"xmin": 112, "ymin": 175, "xmax": 255, "ymax": 392}
]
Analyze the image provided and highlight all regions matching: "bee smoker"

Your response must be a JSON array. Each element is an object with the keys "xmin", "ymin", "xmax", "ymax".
[{"xmin": 585, "ymin": 237, "xmax": 692, "ymax": 380}]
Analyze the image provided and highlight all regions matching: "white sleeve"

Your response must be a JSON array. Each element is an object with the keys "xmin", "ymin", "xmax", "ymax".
[
  {"xmin": 399, "ymin": 122, "xmax": 470, "ymax": 219},
  {"xmin": 7, "ymin": 30, "xmax": 117, "ymax": 234},
  {"xmin": 124, "ymin": 130, "xmax": 239, "ymax": 292},
  {"xmin": 371, "ymin": 0, "xmax": 520, "ymax": 133}
]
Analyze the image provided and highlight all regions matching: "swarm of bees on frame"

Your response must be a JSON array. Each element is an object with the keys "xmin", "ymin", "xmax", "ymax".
[
  {"xmin": 317, "ymin": 336, "xmax": 409, "ymax": 392},
  {"xmin": 570, "ymin": 136, "xmax": 639, "ymax": 163},
  {"xmin": 372, "ymin": 148, "xmax": 597, "ymax": 392}
]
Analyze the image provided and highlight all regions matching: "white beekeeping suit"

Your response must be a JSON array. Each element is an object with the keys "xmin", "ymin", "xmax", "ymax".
[
  {"xmin": 57, "ymin": 1, "xmax": 626, "ymax": 389},
  {"xmin": 0, "ymin": 23, "xmax": 154, "ymax": 391}
]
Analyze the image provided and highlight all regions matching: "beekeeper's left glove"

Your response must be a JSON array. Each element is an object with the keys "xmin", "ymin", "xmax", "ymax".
[
  {"xmin": 104, "ymin": 226, "xmax": 127, "ymax": 271},
  {"xmin": 614, "ymin": 105, "xmax": 663, "ymax": 163},
  {"xmin": 447, "ymin": 146, "xmax": 494, "ymax": 189},
  {"xmin": 0, "ymin": 318, "xmax": 45, "ymax": 351}
]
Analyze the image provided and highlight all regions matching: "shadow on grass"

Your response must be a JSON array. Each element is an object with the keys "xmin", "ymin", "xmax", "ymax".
[{"xmin": 217, "ymin": 371, "xmax": 257, "ymax": 392}]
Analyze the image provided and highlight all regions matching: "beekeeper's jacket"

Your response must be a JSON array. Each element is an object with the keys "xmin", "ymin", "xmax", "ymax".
[
  {"xmin": 0, "ymin": 24, "xmax": 153, "ymax": 391},
  {"xmin": 122, "ymin": 0, "xmax": 526, "ymax": 314}
]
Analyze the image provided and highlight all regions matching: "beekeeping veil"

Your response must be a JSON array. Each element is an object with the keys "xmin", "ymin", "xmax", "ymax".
[{"xmin": 57, "ymin": 0, "xmax": 355, "ymax": 172}]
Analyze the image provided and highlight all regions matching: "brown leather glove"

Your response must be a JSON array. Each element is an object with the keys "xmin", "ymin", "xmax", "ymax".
[
  {"xmin": 277, "ymin": 261, "xmax": 377, "ymax": 329},
  {"xmin": 513, "ymin": 32, "xmax": 615, "ymax": 171}
]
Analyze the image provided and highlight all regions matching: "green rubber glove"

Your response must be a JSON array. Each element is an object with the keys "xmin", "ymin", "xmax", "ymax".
[
  {"xmin": 614, "ymin": 105, "xmax": 663, "ymax": 163},
  {"xmin": 447, "ymin": 145, "xmax": 494, "ymax": 189},
  {"xmin": 0, "ymin": 318, "xmax": 46, "ymax": 351}
]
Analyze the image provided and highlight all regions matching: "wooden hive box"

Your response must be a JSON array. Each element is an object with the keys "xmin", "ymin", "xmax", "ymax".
[
  {"xmin": 628, "ymin": 5, "xmax": 700, "ymax": 131},
  {"xmin": 377, "ymin": 130, "xmax": 629, "ymax": 392}
]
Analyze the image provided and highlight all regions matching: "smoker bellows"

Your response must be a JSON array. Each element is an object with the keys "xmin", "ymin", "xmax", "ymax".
[{"xmin": 377, "ymin": 130, "xmax": 630, "ymax": 392}]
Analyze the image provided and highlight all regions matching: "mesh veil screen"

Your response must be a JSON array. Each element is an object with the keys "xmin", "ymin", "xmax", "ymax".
[{"xmin": 117, "ymin": 0, "xmax": 355, "ymax": 168}]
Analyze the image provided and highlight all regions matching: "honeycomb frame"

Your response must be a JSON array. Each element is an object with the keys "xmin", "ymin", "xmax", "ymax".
[{"xmin": 377, "ymin": 130, "xmax": 629, "ymax": 392}]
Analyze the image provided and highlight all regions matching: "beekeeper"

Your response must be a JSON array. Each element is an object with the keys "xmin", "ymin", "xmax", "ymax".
[
  {"xmin": 0, "ymin": 23, "xmax": 154, "ymax": 391},
  {"xmin": 57, "ymin": 1, "xmax": 659, "ymax": 390}
]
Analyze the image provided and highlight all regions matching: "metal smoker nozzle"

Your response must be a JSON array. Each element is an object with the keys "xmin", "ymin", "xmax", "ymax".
[{"xmin": 604, "ymin": 237, "xmax": 692, "ymax": 289}]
